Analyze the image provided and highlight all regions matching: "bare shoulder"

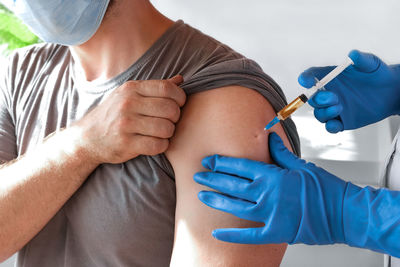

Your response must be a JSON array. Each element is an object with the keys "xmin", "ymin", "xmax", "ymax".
[
  {"xmin": 166, "ymin": 86, "xmax": 292, "ymax": 266},
  {"xmin": 167, "ymin": 86, "xmax": 293, "ymax": 161}
]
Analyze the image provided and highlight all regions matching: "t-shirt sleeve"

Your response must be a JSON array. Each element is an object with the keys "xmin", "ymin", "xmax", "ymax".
[
  {"xmin": 181, "ymin": 57, "xmax": 301, "ymax": 157},
  {"xmin": 0, "ymin": 55, "xmax": 17, "ymax": 162}
]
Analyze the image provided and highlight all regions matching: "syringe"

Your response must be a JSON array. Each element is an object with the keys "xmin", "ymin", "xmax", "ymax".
[{"xmin": 264, "ymin": 56, "xmax": 354, "ymax": 131}]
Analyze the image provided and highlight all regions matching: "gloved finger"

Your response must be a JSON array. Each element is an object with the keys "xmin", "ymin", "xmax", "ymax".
[
  {"xmin": 313, "ymin": 104, "xmax": 343, "ymax": 123},
  {"xmin": 308, "ymin": 91, "xmax": 339, "ymax": 108},
  {"xmin": 298, "ymin": 66, "xmax": 335, "ymax": 88},
  {"xmin": 348, "ymin": 49, "xmax": 381, "ymax": 73},
  {"xmin": 198, "ymin": 191, "xmax": 260, "ymax": 222},
  {"xmin": 212, "ymin": 227, "xmax": 267, "ymax": 244},
  {"xmin": 201, "ymin": 155, "xmax": 280, "ymax": 180},
  {"xmin": 325, "ymin": 119, "xmax": 344, "ymax": 133},
  {"xmin": 194, "ymin": 172, "xmax": 256, "ymax": 202},
  {"xmin": 298, "ymin": 71, "xmax": 317, "ymax": 88},
  {"xmin": 269, "ymin": 132, "xmax": 306, "ymax": 170}
]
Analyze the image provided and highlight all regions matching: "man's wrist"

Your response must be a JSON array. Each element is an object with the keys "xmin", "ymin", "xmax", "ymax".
[{"xmin": 44, "ymin": 126, "xmax": 101, "ymax": 169}]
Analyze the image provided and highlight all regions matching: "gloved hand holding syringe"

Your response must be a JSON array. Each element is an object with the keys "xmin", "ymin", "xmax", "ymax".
[
  {"xmin": 195, "ymin": 50, "xmax": 400, "ymax": 258},
  {"xmin": 265, "ymin": 56, "xmax": 354, "ymax": 130}
]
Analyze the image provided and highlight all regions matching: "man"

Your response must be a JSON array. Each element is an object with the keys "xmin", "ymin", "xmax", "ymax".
[{"xmin": 0, "ymin": 0, "xmax": 300, "ymax": 266}]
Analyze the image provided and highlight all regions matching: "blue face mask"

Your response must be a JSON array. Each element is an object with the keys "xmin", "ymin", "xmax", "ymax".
[{"xmin": 2, "ymin": 0, "xmax": 110, "ymax": 46}]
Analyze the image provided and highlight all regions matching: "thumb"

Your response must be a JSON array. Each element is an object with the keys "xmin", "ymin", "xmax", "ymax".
[
  {"xmin": 269, "ymin": 132, "xmax": 306, "ymax": 170},
  {"xmin": 168, "ymin": 74, "xmax": 184, "ymax": 85},
  {"xmin": 348, "ymin": 50, "xmax": 381, "ymax": 73}
]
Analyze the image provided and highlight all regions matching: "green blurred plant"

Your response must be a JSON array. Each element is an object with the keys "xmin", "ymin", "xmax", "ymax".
[{"xmin": 0, "ymin": 3, "xmax": 40, "ymax": 55}]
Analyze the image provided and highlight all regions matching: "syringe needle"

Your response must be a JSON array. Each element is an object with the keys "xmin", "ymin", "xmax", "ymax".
[{"xmin": 264, "ymin": 116, "xmax": 280, "ymax": 130}]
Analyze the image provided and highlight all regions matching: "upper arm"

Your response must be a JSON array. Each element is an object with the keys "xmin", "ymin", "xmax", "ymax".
[{"xmin": 166, "ymin": 86, "xmax": 293, "ymax": 266}]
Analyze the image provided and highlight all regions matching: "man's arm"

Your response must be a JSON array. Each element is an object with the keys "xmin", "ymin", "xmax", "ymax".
[
  {"xmin": 0, "ymin": 78, "xmax": 185, "ymax": 262},
  {"xmin": 0, "ymin": 127, "xmax": 99, "ymax": 262},
  {"xmin": 166, "ymin": 86, "xmax": 293, "ymax": 266}
]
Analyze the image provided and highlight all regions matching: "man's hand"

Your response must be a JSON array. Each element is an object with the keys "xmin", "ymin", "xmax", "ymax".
[
  {"xmin": 298, "ymin": 50, "xmax": 400, "ymax": 133},
  {"xmin": 76, "ymin": 75, "xmax": 186, "ymax": 164}
]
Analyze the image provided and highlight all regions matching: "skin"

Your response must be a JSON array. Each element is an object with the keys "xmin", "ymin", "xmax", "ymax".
[
  {"xmin": 0, "ymin": 0, "xmax": 291, "ymax": 265},
  {"xmin": 0, "ymin": 0, "xmax": 185, "ymax": 261},
  {"xmin": 166, "ymin": 86, "xmax": 292, "ymax": 266}
]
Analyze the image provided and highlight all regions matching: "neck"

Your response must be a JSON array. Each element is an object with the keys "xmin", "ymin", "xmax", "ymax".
[{"xmin": 70, "ymin": 0, "xmax": 173, "ymax": 82}]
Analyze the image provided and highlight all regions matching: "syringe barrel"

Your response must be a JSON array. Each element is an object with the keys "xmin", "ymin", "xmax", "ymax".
[
  {"xmin": 317, "ymin": 57, "xmax": 353, "ymax": 87},
  {"xmin": 303, "ymin": 57, "xmax": 354, "ymax": 99},
  {"xmin": 277, "ymin": 94, "xmax": 308, "ymax": 120}
]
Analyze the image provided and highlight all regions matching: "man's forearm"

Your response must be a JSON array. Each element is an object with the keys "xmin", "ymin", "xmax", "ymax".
[
  {"xmin": 0, "ymin": 126, "xmax": 99, "ymax": 262},
  {"xmin": 0, "ymin": 77, "xmax": 186, "ymax": 262}
]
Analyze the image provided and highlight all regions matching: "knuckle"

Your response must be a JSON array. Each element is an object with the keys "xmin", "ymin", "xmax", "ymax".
[
  {"xmin": 152, "ymin": 120, "xmax": 173, "ymax": 138},
  {"xmin": 159, "ymin": 80, "xmax": 171, "ymax": 95},
  {"xmin": 247, "ymin": 181, "xmax": 259, "ymax": 198},
  {"xmin": 180, "ymin": 90, "xmax": 187, "ymax": 106},
  {"xmin": 119, "ymin": 80, "xmax": 137, "ymax": 92},
  {"xmin": 166, "ymin": 103, "xmax": 181, "ymax": 122},
  {"xmin": 118, "ymin": 135, "xmax": 131, "ymax": 147},
  {"xmin": 147, "ymin": 138, "xmax": 169, "ymax": 155},
  {"xmin": 250, "ymin": 179, "xmax": 267, "ymax": 202},
  {"xmin": 248, "ymin": 200, "xmax": 260, "ymax": 213},
  {"xmin": 244, "ymin": 181, "xmax": 254, "ymax": 193},
  {"xmin": 117, "ymin": 117, "xmax": 131, "ymax": 131},
  {"xmin": 172, "ymin": 86, "xmax": 186, "ymax": 107},
  {"xmin": 119, "ymin": 98, "xmax": 133, "ymax": 112},
  {"xmin": 304, "ymin": 162, "xmax": 316, "ymax": 169},
  {"xmin": 159, "ymin": 121, "xmax": 175, "ymax": 138}
]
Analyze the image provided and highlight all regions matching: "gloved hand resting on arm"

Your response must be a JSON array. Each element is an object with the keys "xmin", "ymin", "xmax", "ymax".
[
  {"xmin": 299, "ymin": 50, "xmax": 400, "ymax": 133},
  {"xmin": 194, "ymin": 132, "xmax": 400, "ymax": 257}
]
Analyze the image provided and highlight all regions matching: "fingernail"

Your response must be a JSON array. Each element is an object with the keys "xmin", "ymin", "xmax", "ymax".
[
  {"xmin": 212, "ymin": 230, "xmax": 218, "ymax": 239},
  {"xmin": 169, "ymin": 75, "xmax": 184, "ymax": 84},
  {"xmin": 198, "ymin": 191, "xmax": 208, "ymax": 202},
  {"xmin": 193, "ymin": 172, "xmax": 205, "ymax": 183},
  {"xmin": 202, "ymin": 155, "xmax": 217, "ymax": 170}
]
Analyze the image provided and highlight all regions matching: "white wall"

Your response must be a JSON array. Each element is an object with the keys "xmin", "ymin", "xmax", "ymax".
[
  {"xmin": 151, "ymin": 0, "xmax": 400, "ymax": 187},
  {"xmin": 153, "ymin": 0, "xmax": 400, "ymax": 100},
  {"xmin": 151, "ymin": 1, "xmax": 400, "ymax": 266},
  {"xmin": 2, "ymin": 1, "xmax": 399, "ymax": 266}
]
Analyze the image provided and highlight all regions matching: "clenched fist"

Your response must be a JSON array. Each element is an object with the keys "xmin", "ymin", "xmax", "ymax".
[{"xmin": 75, "ymin": 75, "xmax": 186, "ymax": 164}]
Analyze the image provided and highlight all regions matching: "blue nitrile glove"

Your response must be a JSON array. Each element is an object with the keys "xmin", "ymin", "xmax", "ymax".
[
  {"xmin": 194, "ymin": 132, "xmax": 400, "ymax": 257},
  {"xmin": 298, "ymin": 50, "xmax": 400, "ymax": 133}
]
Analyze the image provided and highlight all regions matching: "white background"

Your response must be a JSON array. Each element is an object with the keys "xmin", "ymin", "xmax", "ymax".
[
  {"xmin": 153, "ymin": 0, "xmax": 400, "ymax": 101},
  {"xmin": 152, "ymin": 1, "xmax": 400, "ymax": 266},
  {"xmin": 2, "ymin": 0, "xmax": 400, "ymax": 266}
]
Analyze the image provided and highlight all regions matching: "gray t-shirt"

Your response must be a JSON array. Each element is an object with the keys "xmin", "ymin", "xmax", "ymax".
[{"xmin": 0, "ymin": 20, "xmax": 300, "ymax": 266}]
